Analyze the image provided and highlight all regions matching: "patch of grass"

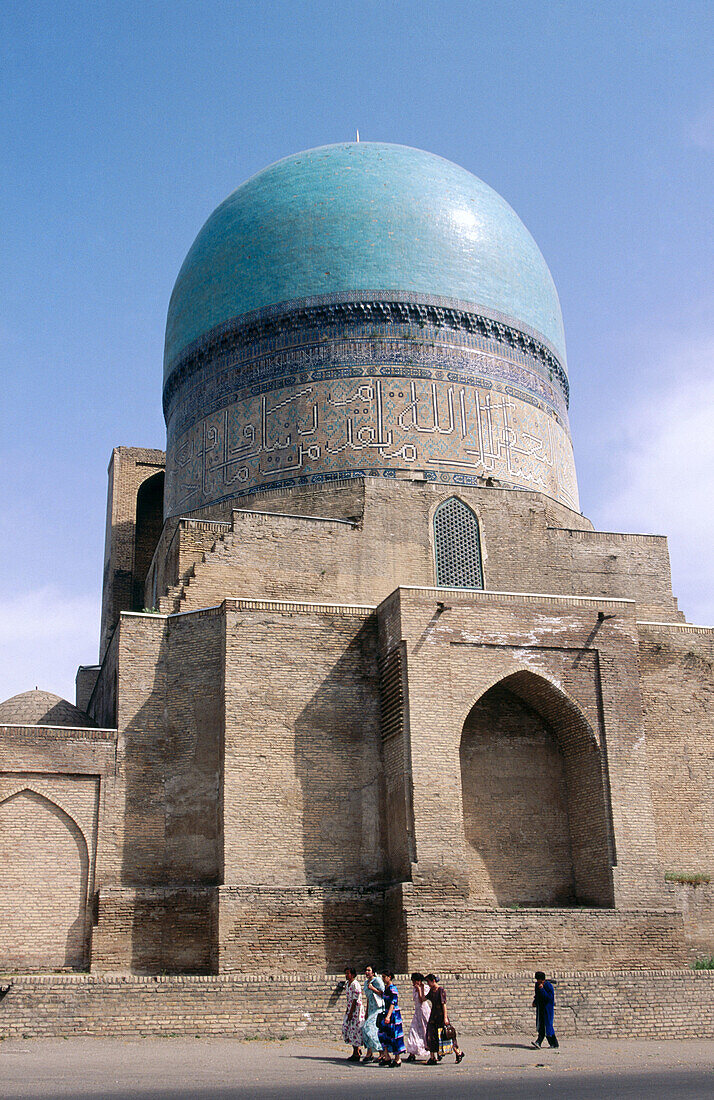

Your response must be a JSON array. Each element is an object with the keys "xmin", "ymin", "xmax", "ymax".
[
  {"xmin": 665, "ymin": 871, "xmax": 711, "ymax": 886},
  {"xmin": 693, "ymin": 956, "xmax": 714, "ymax": 970}
]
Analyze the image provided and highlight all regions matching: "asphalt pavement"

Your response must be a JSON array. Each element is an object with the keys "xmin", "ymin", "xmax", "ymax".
[{"xmin": 1, "ymin": 1036, "xmax": 712, "ymax": 1098}]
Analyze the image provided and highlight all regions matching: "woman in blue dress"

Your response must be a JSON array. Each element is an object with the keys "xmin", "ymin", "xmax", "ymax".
[{"xmin": 377, "ymin": 971, "xmax": 406, "ymax": 1066}]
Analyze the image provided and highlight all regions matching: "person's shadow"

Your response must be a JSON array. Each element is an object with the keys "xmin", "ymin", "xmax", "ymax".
[
  {"xmin": 483, "ymin": 1042, "xmax": 535, "ymax": 1050},
  {"xmin": 290, "ymin": 1054, "xmax": 370, "ymax": 1066}
]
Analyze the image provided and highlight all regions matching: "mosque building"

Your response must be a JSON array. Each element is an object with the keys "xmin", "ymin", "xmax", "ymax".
[{"xmin": 1, "ymin": 143, "xmax": 712, "ymax": 976}]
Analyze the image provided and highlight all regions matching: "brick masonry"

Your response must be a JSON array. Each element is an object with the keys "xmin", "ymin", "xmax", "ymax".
[
  {"xmin": 2, "ymin": 459, "xmax": 712, "ymax": 986},
  {"xmin": 0, "ymin": 723, "xmax": 116, "ymax": 973},
  {"xmin": 0, "ymin": 971, "xmax": 711, "ymax": 1040}
]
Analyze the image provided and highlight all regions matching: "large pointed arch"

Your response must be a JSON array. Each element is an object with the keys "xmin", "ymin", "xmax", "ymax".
[{"xmin": 459, "ymin": 669, "xmax": 614, "ymax": 908}]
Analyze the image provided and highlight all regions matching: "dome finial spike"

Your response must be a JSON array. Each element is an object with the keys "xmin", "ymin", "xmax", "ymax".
[{"xmin": 355, "ymin": 128, "xmax": 360, "ymax": 142}]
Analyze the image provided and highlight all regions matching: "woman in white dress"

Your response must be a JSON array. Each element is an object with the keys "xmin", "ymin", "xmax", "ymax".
[
  {"xmin": 405, "ymin": 971, "xmax": 431, "ymax": 1061},
  {"xmin": 342, "ymin": 966, "xmax": 366, "ymax": 1061}
]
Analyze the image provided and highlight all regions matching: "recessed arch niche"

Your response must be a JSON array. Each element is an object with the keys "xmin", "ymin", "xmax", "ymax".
[
  {"xmin": 459, "ymin": 670, "xmax": 614, "ymax": 908},
  {"xmin": 0, "ymin": 789, "xmax": 90, "ymax": 969}
]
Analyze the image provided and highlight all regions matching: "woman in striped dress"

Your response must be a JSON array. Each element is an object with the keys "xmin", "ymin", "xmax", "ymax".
[{"xmin": 377, "ymin": 971, "xmax": 406, "ymax": 1066}]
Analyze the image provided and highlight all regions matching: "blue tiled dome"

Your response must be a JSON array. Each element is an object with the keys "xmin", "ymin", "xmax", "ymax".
[{"xmin": 164, "ymin": 142, "xmax": 566, "ymax": 376}]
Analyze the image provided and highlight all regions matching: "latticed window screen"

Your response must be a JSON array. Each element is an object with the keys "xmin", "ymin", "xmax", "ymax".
[{"xmin": 434, "ymin": 497, "xmax": 484, "ymax": 588}]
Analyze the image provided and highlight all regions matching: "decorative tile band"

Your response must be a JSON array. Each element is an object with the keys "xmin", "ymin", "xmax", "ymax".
[
  {"xmin": 163, "ymin": 291, "xmax": 569, "ymax": 408},
  {"xmin": 163, "ymin": 293, "xmax": 578, "ymax": 516}
]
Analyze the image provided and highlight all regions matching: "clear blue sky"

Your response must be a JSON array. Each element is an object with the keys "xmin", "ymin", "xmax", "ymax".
[{"xmin": 1, "ymin": 1, "xmax": 713, "ymax": 701}]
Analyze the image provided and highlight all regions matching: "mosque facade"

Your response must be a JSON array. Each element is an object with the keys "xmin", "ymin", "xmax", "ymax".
[{"xmin": 1, "ymin": 143, "xmax": 712, "ymax": 976}]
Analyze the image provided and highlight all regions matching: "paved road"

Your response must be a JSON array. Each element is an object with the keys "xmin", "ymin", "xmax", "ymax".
[{"xmin": 1, "ymin": 1036, "xmax": 713, "ymax": 1098}]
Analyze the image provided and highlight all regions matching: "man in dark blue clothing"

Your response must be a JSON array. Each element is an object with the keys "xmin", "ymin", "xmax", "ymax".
[{"xmin": 531, "ymin": 971, "xmax": 559, "ymax": 1049}]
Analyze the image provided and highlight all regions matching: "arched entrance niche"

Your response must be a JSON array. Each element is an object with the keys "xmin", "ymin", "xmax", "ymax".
[
  {"xmin": 459, "ymin": 670, "xmax": 614, "ymax": 908},
  {"xmin": 0, "ymin": 789, "xmax": 90, "ymax": 969},
  {"xmin": 133, "ymin": 470, "xmax": 164, "ymax": 609}
]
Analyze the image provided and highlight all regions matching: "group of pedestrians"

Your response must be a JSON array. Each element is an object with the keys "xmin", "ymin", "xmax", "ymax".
[
  {"xmin": 342, "ymin": 968, "xmax": 464, "ymax": 1067},
  {"xmin": 342, "ymin": 968, "xmax": 559, "ymax": 1063}
]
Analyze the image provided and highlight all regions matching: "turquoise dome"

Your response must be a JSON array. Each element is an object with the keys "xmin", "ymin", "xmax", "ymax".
[{"xmin": 164, "ymin": 142, "xmax": 566, "ymax": 375}]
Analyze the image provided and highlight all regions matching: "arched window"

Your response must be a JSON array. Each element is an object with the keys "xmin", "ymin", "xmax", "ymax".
[
  {"xmin": 133, "ymin": 471, "xmax": 164, "ymax": 610},
  {"xmin": 434, "ymin": 497, "xmax": 484, "ymax": 588}
]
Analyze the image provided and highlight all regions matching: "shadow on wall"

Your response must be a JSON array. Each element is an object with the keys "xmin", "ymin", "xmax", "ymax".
[
  {"xmin": 114, "ymin": 614, "xmax": 221, "ymax": 974},
  {"xmin": 460, "ymin": 670, "xmax": 615, "ymax": 909},
  {"xmin": 0, "ymin": 789, "xmax": 90, "ymax": 970},
  {"xmin": 293, "ymin": 619, "xmax": 387, "ymax": 971}
]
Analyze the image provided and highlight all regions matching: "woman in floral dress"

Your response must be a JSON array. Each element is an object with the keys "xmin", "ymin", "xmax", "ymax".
[
  {"xmin": 342, "ymin": 967, "xmax": 365, "ymax": 1061},
  {"xmin": 361, "ymin": 965, "xmax": 384, "ymax": 1062},
  {"xmin": 377, "ymin": 971, "xmax": 406, "ymax": 1066},
  {"xmin": 405, "ymin": 971, "xmax": 431, "ymax": 1061}
]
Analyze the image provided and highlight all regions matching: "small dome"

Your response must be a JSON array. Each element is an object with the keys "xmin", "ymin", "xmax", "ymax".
[
  {"xmin": 0, "ymin": 690, "xmax": 95, "ymax": 728},
  {"xmin": 164, "ymin": 142, "xmax": 566, "ymax": 379}
]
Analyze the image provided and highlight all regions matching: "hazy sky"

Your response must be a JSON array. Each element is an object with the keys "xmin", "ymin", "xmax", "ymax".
[{"xmin": 1, "ymin": 0, "xmax": 713, "ymax": 702}]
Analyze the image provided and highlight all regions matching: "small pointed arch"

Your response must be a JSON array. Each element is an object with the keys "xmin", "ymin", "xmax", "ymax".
[
  {"xmin": 433, "ymin": 496, "xmax": 484, "ymax": 588},
  {"xmin": 0, "ymin": 787, "xmax": 89, "ymax": 867},
  {"xmin": 0, "ymin": 788, "xmax": 90, "ymax": 969}
]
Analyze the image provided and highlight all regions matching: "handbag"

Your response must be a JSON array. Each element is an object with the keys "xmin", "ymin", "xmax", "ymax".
[{"xmin": 438, "ymin": 1025, "xmax": 455, "ymax": 1056}]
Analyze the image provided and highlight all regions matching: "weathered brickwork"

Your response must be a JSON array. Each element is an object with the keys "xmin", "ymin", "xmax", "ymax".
[
  {"xmin": 216, "ymin": 887, "xmax": 385, "ymax": 973},
  {"xmin": 4, "ymin": 463, "xmax": 712, "ymax": 984},
  {"xmin": 461, "ymin": 685, "xmax": 579, "ymax": 906},
  {"xmin": 147, "ymin": 481, "xmax": 682, "ymax": 622},
  {"xmin": 387, "ymin": 884, "xmax": 689, "ymax": 971},
  {"xmin": 0, "ymin": 971, "xmax": 711, "ymax": 1040},
  {"xmin": 222, "ymin": 606, "xmax": 383, "ymax": 889},
  {"xmin": 637, "ymin": 622, "xmax": 714, "ymax": 878},
  {"xmin": 0, "ymin": 723, "xmax": 116, "ymax": 971},
  {"xmin": 92, "ymin": 887, "xmax": 214, "ymax": 974},
  {"xmin": 664, "ymin": 882, "xmax": 714, "ymax": 960}
]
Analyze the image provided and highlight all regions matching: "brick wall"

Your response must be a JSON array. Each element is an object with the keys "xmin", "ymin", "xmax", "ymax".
[
  {"xmin": 150, "ymin": 480, "xmax": 682, "ymax": 620},
  {"xmin": 0, "ymin": 789, "xmax": 90, "ymax": 970},
  {"xmin": 664, "ymin": 882, "xmax": 714, "ymax": 961},
  {"xmin": 222, "ymin": 605, "xmax": 384, "ymax": 890},
  {"xmin": 389, "ymin": 883, "xmax": 689, "ymax": 971},
  {"xmin": 461, "ymin": 685, "xmax": 576, "ymax": 906},
  {"xmin": 216, "ymin": 886, "xmax": 384, "ymax": 973},
  {"xmin": 103, "ymin": 609, "xmax": 223, "ymax": 886},
  {"xmin": 0, "ymin": 970, "xmax": 711, "ymax": 1040},
  {"xmin": 0, "ymin": 725, "xmax": 115, "ymax": 973},
  {"xmin": 638, "ymin": 623, "xmax": 714, "ymax": 878},
  {"xmin": 385, "ymin": 588, "xmax": 660, "ymax": 909},
  {"xmin": 91, "ymin": 887, "xmax": 214, "ymax": 974}
]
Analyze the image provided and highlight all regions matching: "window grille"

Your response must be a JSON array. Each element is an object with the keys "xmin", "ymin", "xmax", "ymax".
[{"xmin": 434, "ymin": 497, "xmax": 484, "ymax": 588}]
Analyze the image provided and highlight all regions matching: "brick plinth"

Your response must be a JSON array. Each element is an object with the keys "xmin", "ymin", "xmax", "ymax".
[
  {"xmin": 0, "ymin": 970, "xmax": 711, "ymax": 1040},
  {"xmin": 388, "ymin": 884, "xmax": 690, "ymax": 971}
]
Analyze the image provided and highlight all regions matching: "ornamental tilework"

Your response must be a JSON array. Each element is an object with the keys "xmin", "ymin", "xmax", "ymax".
[
  {"xmin": 162, "ymin": 297, "xmax": 580, "ymax": 514},
  {"xmin": 164, "ymin": 299, "xmax": 577, "ymax": 515},
  {"xmin": 166, "ymin": 372, "xmax": 578, "ymax": 515}
]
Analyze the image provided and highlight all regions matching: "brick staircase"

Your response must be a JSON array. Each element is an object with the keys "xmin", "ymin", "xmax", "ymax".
[{"xmin": 156, "ymin": 521, "xmax": 235, "ymax": 613}]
